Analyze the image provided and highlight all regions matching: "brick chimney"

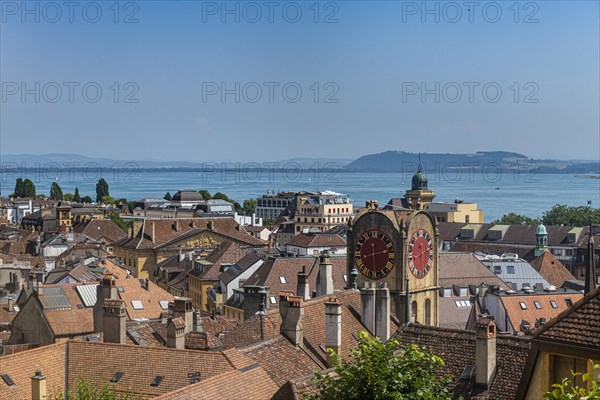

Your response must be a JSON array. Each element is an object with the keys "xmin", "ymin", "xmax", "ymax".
[
  {"xmin": 172, "ymin": 297, "xmax": 193, "ymax": 333},
  {"xmin": 103, "ymin": 299, "xmax": 126, "ymax": 344},
  {"xmin": 280, "ymin": 295, "xmax": 304, "ymax": 347},
  {"xmin": 325, "ymin": 298, "xmax": 342, "ymax": 366},
  {"xmin": 31, "ymin": 369, "xmax": 46, "ymax": 400},
  {"xmin": 167, "ymin": 317, "xmax": 186, "ymax": 349},
  {"xmin": 316, "ymin": 253, "xmax": 333, "ymax": 297},
  {"xmin": 296, "ymin": 266, "xmax": 310, "ymax": 300},
  {"xmin": 375, "ymin": 285, "xmax": 390, "ymax": 341},
  {"xmin": 475, "ymin": 315, "xmax": 497, "ymax": 390},
  {"xmin": 94, "ymin": 273, "xmax": 118, "ymax": 333},
  {"xmin": 360, "ymin": 283, "xmax": 376, "ymax": 335}
]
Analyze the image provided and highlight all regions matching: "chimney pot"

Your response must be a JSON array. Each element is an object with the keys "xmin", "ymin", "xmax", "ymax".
[{"xmin": 31, "ymin": 369, "xmax": 47, "ymax": 400}]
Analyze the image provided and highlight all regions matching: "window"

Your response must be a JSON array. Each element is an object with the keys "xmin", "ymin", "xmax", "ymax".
[
  {"xmin": 279, "ymin": 276, "xmax": 287, "ymax": 284},
  {"xmin": 565, "ymin": 298, "xmax": 573, "ymax": 307},
  {"xmin": 343, "ymin": 275, "xmax": 347, "ymax": 282},
  {"xmin": 550, "ymin": 300, "xmax": 558, "ymax": 309},
  {"xmin": 443, "ymin": 288, "xmax": 452, "ymax": 297},
  {"xmin": 131, "ymin": 300, "xmax": 144, "ymax": 310},
  {"xmin": 150, "ymin": 376, "xmax": 164, "ymax": 387},
  {"xmin": 110, "ymin": 372, "xmax": 124, "ymax": 383},
  {"xmin": 1, "ymin": 374, "xmax": 16, "ymax": 387},
  {"xmin": 459, "ymin": 288, "xmax": 468, "ymax": 297},
  {"xmin": 493, "ymin": 265, "xmax": 502, "ymax": 274},
  {"xmin": 507, "ymin": 265, "xmax": 515, "ymax": 274},
  {"xmin": 269, "ymin": 296, "xmax": 277, "ymax": 304},
  {"xmin": 519, "ymin": 302, "xmax": 527, "ymax": 310},
  {"xmin": 534, "ymin": 301, "xmax": 542, "ymax": 309},
  {"xmin": 159, "ymin": 300, "xmax": 170, "ymax": 310}
]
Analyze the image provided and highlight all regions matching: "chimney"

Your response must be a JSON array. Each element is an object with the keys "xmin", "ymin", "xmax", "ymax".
[
  {"xmin": 193, "ymin": 311, "xmax": 204, "ymax": 333},
  {"xmin": 178, "ymin": 247, "xmax": 184, "ymax": 262},
  {"xmin": 360, "ymin": 283, "xmax": 376, "ymax": 335},
  {"xmin": 207, "ymin": 220, "xmax": 213, "ymax": 230},
  {"xmin": 94, "ymin": 273, "xmax": 118, "ymax": 333},
  {"xmin": 375, "ymin": 285, "xmax": 390, "ymax": 341},
  {"xmin": 297, "ymin": 266, "xmax": 310, "ymax": 300},
  {"xmin": 144, "ymin": 278, "xmax": 150, "ymax": 291},
  {"xmin": 174, "ymin": 220, "xmax": 180, "ymax": 231},
  {"xmin": 7, "ymin": 297, "xmax": 15, "ymax": 312},
  {"xmin": 475, "ymin": 315, "xmax": 497, "ymax": 390},
  {"xmin": 325, "ymin": 298, "xmax": 342, "ymax": 366},
  {"xmin": 281, "ymin": 295, "xmax": 304, "ymax": 347},
  {"xmin": 243, "ymin": 286, "xmax": 266, "ymax": 320},
  {"xmin": 102, "ymin": 299, "xmax": 126, "ymax": 344},
  {"xmin": 31, "ymin": 369, "xmax": 46, "ymax": 400},
  {"xmin": 166, "ymin": 317, "xmax": 186, "ymax": 349},
  {"xmin": 316, "ymin": 253, "xmax": 333, "ymax": 297},
  {"xmin": 173, "ymin": 297, "xmax": 193, "ymax": 333},
  {"xmin": 151, "ymin": 222, "xmax": 155, "ymax": 243},
  {"xmin": 585, "ymin": 220, "xmax": 597, "ymax": 294}
]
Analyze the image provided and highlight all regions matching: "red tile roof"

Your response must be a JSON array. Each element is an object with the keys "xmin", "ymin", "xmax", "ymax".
[
  {"xmin": 288, "ymin": 233, "xmax": 346, "ymax": 248},
  {"xmin": 529, "ymin": 250, "xmax": 575, "ymax": 287}
]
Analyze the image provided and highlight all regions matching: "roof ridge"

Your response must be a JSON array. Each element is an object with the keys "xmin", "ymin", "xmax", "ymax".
[{"xmin": 534, "ymin": 285, "xmax": 600, "ymax": 338}]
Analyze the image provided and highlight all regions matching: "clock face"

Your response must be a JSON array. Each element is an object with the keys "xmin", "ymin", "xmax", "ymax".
[
  {"xmin": 408, "ymin": 229, "xmax": 434, "ymax": 279},
  {"xmin": 354, "ymin": 230, "xmax": 395, "ymax": 279}
]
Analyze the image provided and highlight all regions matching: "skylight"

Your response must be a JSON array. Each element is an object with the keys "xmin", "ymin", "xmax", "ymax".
[
  {"xmin": 550, "ymin": 300, "xmax": 558, "ymax": 309},
  {"xmin": 188, "ymin": 372, "xmax": 201, "ymax": 384},
  {"xmin": 519, "ymin": 302, "xmax": 527, "ymax": 310},
  {"xmin": 279, "ymin": 276, "xmax": 286, "ymax": 284},
  {"xmin": 1, "ymin": 374, "xmax": 16, "ymax": 387},
  {"xmin": 110, "ymin": 372, "xmax": 124, "ymax": 383},
  {"xmin": 269, "ymin": 296, "xmax": 277, "ymax": 304},
  {"xmin": 131, "ymin": 300, "xmax": 144, "ymax": 310},
  {"xmin": 534, "ymin": 301, "xmax": 542, "ymax": 309},
  {"xmin": 150, "ymin": 376, "xmax": 164, "ymax": 387},
  {"xmin": 159, "ymin": 300, "xmax": 170, "ymax": 310}
]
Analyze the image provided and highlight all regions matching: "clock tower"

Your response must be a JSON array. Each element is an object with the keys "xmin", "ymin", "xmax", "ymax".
[{"xmin": 347, "ymin": 200, "xmax": 439, "ymax": 326}]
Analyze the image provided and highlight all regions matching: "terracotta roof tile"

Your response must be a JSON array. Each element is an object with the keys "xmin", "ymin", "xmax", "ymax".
[
  {"xmin": 288, "ymin": 233, "xmax": 346, "ymax": 248},
  {"xmin": 72, "ymin": 219, "xmax": 127, "ymax": 243},
  {"xmin": 529, "ymin": 250, "xmax": 575, "ymax": 287},
  {"xmin": 439, "ymin": 253, "xmax": 510, "ymax": 289}
]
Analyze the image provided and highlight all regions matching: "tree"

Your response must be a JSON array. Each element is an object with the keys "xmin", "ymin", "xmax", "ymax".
[
  {"xmin": 50, "ymin": 182, "xmax": 64, "ymax": 200},
  {"xmin": 109, "ymin": 214, "xmax": 132, "ymax": 233},
  {"xmin": 493, "ymin": 212, "xmax": 539, "ymax": 225},
  {"xmin": 242, "ymin": 199, "xmax": 257, "ymax": 215},
  {"xmin": 541, "ymin": 204, "xmax": 600, "ymax": 227},
  {"xmin": 73, "ymin": 187, "xmax": 82, "ymax": 203},
  {"xmin": 96, "ymin": 178, "xmax": 109, "ymax": 203},
  {"xmin": 544, "ymin": 360, "xmax": 600, "ymax": 399},
  {"xmin": 102, "ymin": 195, "xmax": 116, "ymax": 205},
  {"xmin": 63, "ymin": 193, "xmax": 75, "ymax": 201},
  {"xmin": 199, "ymin": 189, "xmax": 212, "ymax": 200},
  {"xmin": 164, "ymin": 192, "xmax": 172, "ymax": 201},
  {"xmin": 81, "ymin": 195, "xmax": 93, "ymax": 204},
  {"xmin": 13, "ymin": 178, "xmax": 24, "ymax": 197},
  {"xmin": 49, "ymin": 379, "xmax": 142, "ymax": 400},
  {"xmin": 22, "ymin": 178, "xmax": 36, "ymax": 197},
  {"xmin": 308, "ymin": 331, "xmax": 453, "ymax": 400}
]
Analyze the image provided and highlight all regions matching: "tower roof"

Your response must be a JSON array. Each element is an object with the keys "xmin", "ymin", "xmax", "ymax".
[
  {"xmin": 411, "ymin": 170, "xmax": 428, "ymax": 191},
  {"xmin": 535, "ymin": 224, "xmax": 547, "ymax": 235}
]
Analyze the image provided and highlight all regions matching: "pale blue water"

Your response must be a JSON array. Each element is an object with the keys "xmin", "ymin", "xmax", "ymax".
[{"xmin": 3, "ymin": 169, "xmax": 599, "ymax": 222}]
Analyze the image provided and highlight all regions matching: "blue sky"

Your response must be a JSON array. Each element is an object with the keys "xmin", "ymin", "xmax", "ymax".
[{"xmin": 1, "ymin": 0, "xmax": 599, "ymax": 162}]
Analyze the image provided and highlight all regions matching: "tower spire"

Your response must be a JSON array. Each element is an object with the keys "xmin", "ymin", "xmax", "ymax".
[
  {"xmin": 418, "ymin": 152, "xmax": 422, "ymax": 172},
  {"xmin": 585, "ymin": 218, "xmax": 597, "ymax": 294}
]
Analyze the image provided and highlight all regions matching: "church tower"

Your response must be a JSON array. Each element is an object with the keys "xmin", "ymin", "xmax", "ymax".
[
  {"xmin": 347, "ymin": 201, "xmax": 440, "ymax": 326},
  {"xmin": 404, "ymin": 157, "xmax": 435, "ymax": 210},
  {"xmin": 534, "ymin": 224, "xmax": 548, "ymax": 257}
]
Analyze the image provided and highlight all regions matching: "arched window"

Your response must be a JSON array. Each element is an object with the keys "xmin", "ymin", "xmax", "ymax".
[
  {"xmin": 424, "ymin": 298, "xmax": 431, "ymax": 325},
  {"xmin": 411, "ymin": 301, "xmax": 418, "ymax": 323}
]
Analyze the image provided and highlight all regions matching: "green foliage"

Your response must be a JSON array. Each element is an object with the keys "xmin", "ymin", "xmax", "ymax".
[
  {"xmin": 63, "ymin": 193, "xmax": 75, "ymax": 201},
  {"xmin": 73, "ymin": 187, "xmax": 82, "ymax": 203},
  {"xmin": 50, "ymin": 182, "xmax": 64, "ymax": 200},
  {"xmin": 102, "ymin": 195, "xmax": 117, "ymax": 205},
  {"xmin": 544, "ymin": 361, "xmax": 600, "ymax": 399},
  {"xmin": 81, "ymin": 196, "xmax": 93, "ymax": 204},
  {"xmin": 213, "ymin": 192, "xmax": 242, "ymax": 212},
  {"xmin": 96, "ymin": 178, "xmax": 110, "ymax": 203},
  {"xmin": 109, "ymin": 213, "xmax": 132, "ymax": 233},
  {"xmin": 12, "ymin": 178, "xmax": 36, "ymax": 197},
  {"xmin": 49, "ymin": 379, "xmax": 143, "ymax": 400},
  {"xmin": 242, "ymin": 199, "xmax": 257, "ymax": 215},
  {"xmin": 541, "ymin": 205, "xmax": 600, "ymax": 227},
  {"xmin": 164, "ymin": 192, "xmax": 172, "ymax": 201},
  {"xmin": 493, "ymin": 212, "xmax": 539, "ymax": 225},
  {"xmin": 308, "ymin": 331, "xmax": 453, "ymax": 400},
  {"xmin": 198, "ymin": 189, "xmax": 212, "ymax": 200}
]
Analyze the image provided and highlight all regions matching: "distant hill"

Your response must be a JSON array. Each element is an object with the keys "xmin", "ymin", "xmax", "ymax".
[{"xmin": 343, "ymin": 151, "xmax": 600, "ymax": 174}]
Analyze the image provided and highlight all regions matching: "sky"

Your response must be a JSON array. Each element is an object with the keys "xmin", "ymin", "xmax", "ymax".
[{"xmin": 1, "ymin": 0, "xmax": 599, "ymax": 163}]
